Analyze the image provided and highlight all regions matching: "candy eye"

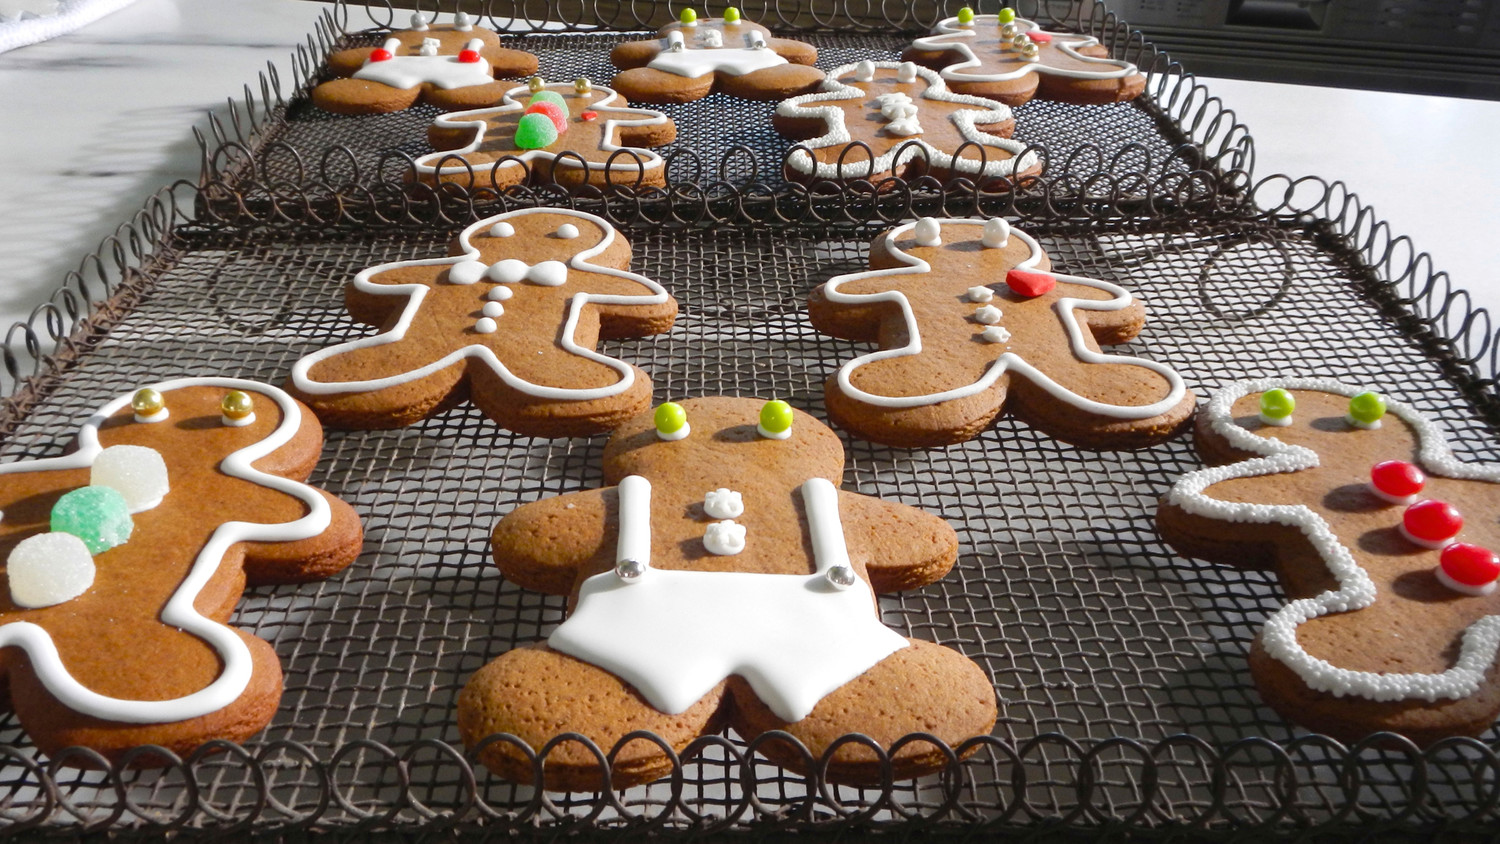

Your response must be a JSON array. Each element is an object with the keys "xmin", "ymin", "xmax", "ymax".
[
  {"xmin": 221, "ymin": 390, "xmax": 255, "ymax": 427},
  {"xmin": 490, "ymin": 221, "xmax": 515, "ymax": 238},
  {"xmin": 1347, "ymin": 391, "xmax": 1386, "ymax": 428},
  {"xmin": 1257, "ymin": 388, "xmax": 1295, "ymax": 427},
  {"xmin": 131, "ymin": 387, "xmax": 168, "ymax": 423},
  {"xmin": 556, "ymin": 223, "xmax": 580, "ymax": 239},
  {"xmin": 655, "ymin": 402, "xmax": 689, "ymax": 441},
  {"xmin": 758, "ymin": 400, "xmax": 793, "ymax": 439}
]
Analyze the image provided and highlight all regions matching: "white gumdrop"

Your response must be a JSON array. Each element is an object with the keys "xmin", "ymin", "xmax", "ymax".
[
  {"xmin": 91, "ymin": 445, "xmax": 170, "ymax": 513},
  {"xmin": 9, "ymin": 533, "xmax": 96, "ymax": 608}
]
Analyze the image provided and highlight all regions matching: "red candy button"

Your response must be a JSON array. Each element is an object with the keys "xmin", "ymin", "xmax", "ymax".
[
  {"xmin": 1026, "ymin": 31, "xmax": 1053, "ymax": 44},
  {"xmin": 1006, "ymin": 268, "xmax": 1056, "ymax": 298},
  {"xmin": 458, "ymin": 49, "xmax": 481, "ymax": 63},
  {"xmin": 581, "ymin": 110, "xmax": 599, "ymax": 121},
  {"xmin": 1370, "ymin": 460, "xmax": 1425, "ymax": 504},
  {"xmin": 525, "ymin": 101, "xmax": 568, "ymax": 133},
  {"xmin": 1402, "ymin": 499, "xmax": 1463, "ymax": 549},
  {"xmin": 1439, "ymin": 543, "xmax": 1500, "ymax": 592},
  {"xmin": 369, "ymin": 48, "xmax": 394, "ymax": 62}
]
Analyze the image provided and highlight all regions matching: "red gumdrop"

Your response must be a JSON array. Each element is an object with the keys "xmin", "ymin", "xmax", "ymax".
[
  {"xmin": 1006, "ymin": 268, "xmax": 1056, "ymax": 298},
  {"xmin": 1440, "ymin": 543, "xmax": 1500, "ymax": 587},
  {"xmin": 369, "ymin": 48, "xmax": 394, "ymax": 62},
  {"xmin": 525, "ymin": 101, "xmax": 568, "ymax": 134},
  {"xmin": 1027, "ymin": 31, "xmax": 1053, "ymax": 44},
  {"xmin": 458, "ymin": 49, "xmax": 481, "ymax": 63},
  {"xmin": 1404, "ymin": 499, "xmax": 1463, "ymax": 544},
  {"xmin": 1371, "ymin": 460, "xmax": 1425, "ymax": 498},
  {"xmin": 581, "ymin": 110, "xmax": 599, "ymax": 121}
]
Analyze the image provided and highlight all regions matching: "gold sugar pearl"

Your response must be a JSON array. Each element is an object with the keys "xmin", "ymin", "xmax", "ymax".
[
  {"xmin": 1000, "ymin": 21, "xmax": 1019, "ymax": 39},
  {"xmin": 221, "ymin": 390, "xmax": 254, "ymax": 420},
  {"xmin": 527, "ymin": 76, "xmax": 546, "ymax": 93},
  {"xmin": 574, "ymin": 76, "xmax": 592, "ymax": 95},
  {"xmin": 131, "ymin": 388, "xmax": 164, "ymax": 417}
]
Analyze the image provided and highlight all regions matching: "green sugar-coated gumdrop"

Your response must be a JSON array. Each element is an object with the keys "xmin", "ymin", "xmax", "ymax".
[
  {"xmin": 655, "ymin": 402, "xmax": 687, "ymax": 435},
  {"xmin": 514, "ymin": 112, "xmax": 559, "ymax": 150},
  {"xmin": 528, "ymin": 90, "xmax": 569, "ymax": 116},
  {"xmin": 759, "ymin": 400, "xmax": 793, "ymax": 435},
  {"xmin": 1348, "ymin": 391, "xmax": 1387, "ymax": 426},
  {"xmin": 723, "ymin": 6, "xmax": 740, "ymax": 22},
  {"xmin": 957, "ymin": 6, "xmax": 975, "ymax": 23},
  {"xmin": 996, "ymin": 7, "xmax": 1016, "ymax": 23},
  {"xmin": 1260, "ymin": 388, "xmax": 1295, "ymax": 421},
  {"xmin": 679, "ymin": 7, "xmax": 697, "ymax": 23},
  {"xmin": 51, "ymin": 486, "xmax": 133, "ymax": 554}
]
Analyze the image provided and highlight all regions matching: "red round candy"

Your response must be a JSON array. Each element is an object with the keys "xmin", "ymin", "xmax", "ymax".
[
  {"xmin": 525, "ymin": 101, "xmax": 568, "ymax": 134},
  {"xmin": 1371, "ymin": 460, "xmax": 1425, "ymax": 498},
  {"xmin": 1027, "ymin": 31, "xmax": 1053, "ymax": 44},
  {"xmin": 458, "ymin": 49, "xmax": 481, "ymax": 63},
  {"xmin": 1440, "ymin": 543, "xmax": 1500, "ymax": 587},
  {"xmin": 1404, "ymin": 499, "xmax": 1463, "ymax": 544},
  {"xmin": 369, "ymin": 48, "xmax": 394, "ymax": 62},
  {"xmin": 581, "ymin": 110, "xmax": 599, "ymax": 121}
]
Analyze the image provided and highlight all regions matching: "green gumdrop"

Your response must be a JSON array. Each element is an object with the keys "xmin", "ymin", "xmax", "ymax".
[
  {"xmin": 51, "ymin": 486, "xmax": 133, "ymax": 555},
  {"xmin": 514, "ymin": 112, "xmax": 559, "ymax": 150},
  {"xmin": 679, "ymin": 7, "xmax": 697, "ymax": 23},
  {"xmin": 656, "ymin": 402, "xmax": 687, "ymax": 435},
  {"xmin": 957, "ymin": 6, "xmax": 975, "ymax": 23},
  {"xmin": 528, "ymin": 90, "xmax": 569, "ymax": 116},
  {"xmin": 723, "ymin": 6, "xmax": 740, "ymax": 21},
  {"xmin": 996, "ymin": 7, "xmax": 1016, "ymax": 23},
  {"xmin": 760, "ymin": 400, "xmax": 793, "ymax": 434},
  {"xmin": 1260, "ymin": 388, "xmax": 1295, "ymax": 420},
  {"xmin": 1348, "ymin": 391, "xmax": 1387, "ymax": 425}
]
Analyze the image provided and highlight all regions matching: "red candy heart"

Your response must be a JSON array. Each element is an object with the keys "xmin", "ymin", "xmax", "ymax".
[
  {"xmin": 1026, "ymin": 31, "xmax": 1053, "ymax": 44},
  {"xmin": 1370, "ymin": 460, "xmax": 1425, "ymax": 503},
  {"xmin": 1006, "ymin": 268, "xmax": 1056, "ymax": 298},
  {"xmin": 525, "ymin": 101, "xmax": 568, "ymax": 134},
  {"xmin": 369, "ymin": 48, "xmax": 394, "ymax": 62},
  {"xmin": 458, "ymin": 49, "xmax": 481, "ymax": 63},
  {"xmin": 1402, "ymin": 499, "xmax": 1463, "ymax": 549},
  {"xmin": 1439, "ymin": 543, "xmax": 1500, "ymax": 590}
]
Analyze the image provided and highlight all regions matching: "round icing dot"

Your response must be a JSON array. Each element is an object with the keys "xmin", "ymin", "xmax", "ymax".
[
  {"xmin": 221, "ymin": 390, "xmax": 254, "ymax": 422},
  {"xmin": 826, "ymin": 564, "xmax": 858, "ymax": 589},
  {"xmin": 458, "ymin": 48, "xmax": 481, "ymax": 63},
  {"xmin": 91, "ymin": 445, "xmax": 169, "ymax": 513},
  {"xmin": 957, "ymin": 6, "xmax": 975, "ymax": 24},
  {"xmin": 615, "ymin": 558, "xmax": 647, "ymax": 581},
  {"xmin": 703, "ymin": 520, "xmax": 746, "ymax": 555},
  {"xmin": 581, "ymin": 110, "xmax": 599, "ymax": 121},
  {"xmin": 131, "ymin": 387, "xmax": 167, "ymax": 423},
  {"xmin": 914, "ymin": 217, "xmax": 942, "ymax": 247},
  {"xmin": 1258, "ymin": 388, "xmax": 1295, "ymax": 426},
  {"xmin": 698, "ymin": 28, "xmax": 723, "ymax": 47},
  {"xmin": 525, "ymin": 101, "xmax": 568, "ymax": 134},
  {"xmin": 1006, "ymin": 267, "xmax": 1056, "ymax": 297},
  {"xmin": 967, "ymin": 286, "xmax": 994, "ymax": 303},
  {"xmin": 973, "ymin": 304, "xmax": 1003, "ymax": 325},
  {"xmin": 454, "ymin": 10, "xmax": 473, "ymax": 30},
  {"xmin": 574, "ymin": 76, "xmax": 592, "ymax": 94},
  {"xmin": 703, "ymin": 488, "xmax": 744, "ymax": 519},
  {"xmin": 447, "ymin": 260, "xmax": 486, "ymax": 285},
  {"xmin": 556, "ymin": 223, "xmax": 580, "ymax": 239},
  {"xmin": 52, "ymin": 486, "xmax": 132, "ymax": 554},
  {"xmin": 897, "ymin": 61, "xmax": 917, "ymax": 83},
  {"xmin": 482, "ymin": 301, "xmax": 504, "ymax": 318},
  {"xmin": 8, "ymin": 532, "xmax": 96, "ymax": 609},
  {"xmin": 982, "ymin": 217, "xmax": 1010, "ymax": 248},
  {"xmin": 1348, "ymin": 391, "xmax": 1387, "ymax": 428},
  {"xmin": 655, "ymin": 402, "xmax": 689, "ymax": 440},
  {"xmin": 723, "ymin": 6, "xmax": 741, "ymax": 22},
  {"xmin": 514, "ymin": 112, "xmax": 560, "ymax": 150},
  {"xmin": 489, "ymin": 221, "xmax": 515, "ymax": 238},
  {"xmin": 758, "ymin": 400, "xmax": 793, "ymax": 439},
  {"xmin": 1402, "ymin": 499, "xmax": 1463, "ymax": 549},
  {"xmin": 1027, "ymin": 30, "xmax": 1053, "ymax": 44},
  {"xmin": 487, "ymin": 286, "xmax": 513, "ymax": 301},
  {"xmin": 679, "ymin": 8, "xmax": 697, "ymax": 24},
  {"xmin": 997, "ymin": 7, "xmax": 1016, "ymax": 23},
  {"xmin": 1370, "ymin": 460, "xmax": 1424, "ymax": 504},
  {"xmin": 1438, "ymin": 542, "xmax": 1500, "ymax": 594},
  {"xmin": 369, "ymin": 48, "xmax": 394, "ymax": 62},
  {"xmin": 854, "ymin": 60, "xmax": 875, "ymax": 82},
  {"xmin": 475, "ymin": 317, "xmax": 498, "ymax": 334},
  {"xmin": 980, "ymin": 326, "xmax": 1011, "ymax": 344}
]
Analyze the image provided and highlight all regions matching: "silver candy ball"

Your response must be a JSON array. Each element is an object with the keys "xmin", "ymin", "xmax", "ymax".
[
  {"xmin": 1020, "ymin": 41, "xmax": 1040, "ymax": 59},
  {"xmin": 826, "ymin": 564, "xmax": 858, "ymax": 589},
  {"xmin": 1000, "ymin": 22, "xmax": 1019, "ymax": 39},
  {"xmin": 615, "ymin": 559, "xmax": 647, "ymax": 581}
]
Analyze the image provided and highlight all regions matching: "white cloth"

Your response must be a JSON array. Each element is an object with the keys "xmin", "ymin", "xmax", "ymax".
[{"xmin": 0, "ymin": 0, "xmax": 138, "ymax": 54}]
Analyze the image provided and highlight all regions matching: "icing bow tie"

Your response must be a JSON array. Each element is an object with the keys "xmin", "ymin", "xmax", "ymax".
[{"xmin": 446, "ymin": 259, "xmax": 569, "ymax": 287}]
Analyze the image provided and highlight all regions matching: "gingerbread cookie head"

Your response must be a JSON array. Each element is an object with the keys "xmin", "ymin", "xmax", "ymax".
[
  {"xmin": 809, "ymin": 216, "xmax": 1193, "ymax": 448},
  {"xmin": 312, "ymin": 12, "xmax": 539, "ymax": 115},
  {"xmin": 774, "ymin": 60, "xmax": 1040, "ymax": 184},
  {"xmin": 461, "ymin": 397, "xmax": 994, "ymax": 789},
  {"xmin": 903, "ymin": 8, "xmax": 1146, "ymax": 106},
  {"xmin": 608, "ymin": 8, "xmax": 824, "ymax": 103},
  {"xmin": 287, "ymin": 208, "xmax": 677, "ymax": 436},
  {"xmin": 0, "ymin": 378, "xmax": 362, "ymax": 760},
  {"xmin": 418, "ymin": 78, "xmax": 677, "ymax": 189},
  {"xmin": 1159, "ymin": 378, "xmax": 1500, "ymax": 745}
]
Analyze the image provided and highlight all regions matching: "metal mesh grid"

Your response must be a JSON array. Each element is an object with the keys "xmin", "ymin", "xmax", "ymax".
[{"xmin": 1, "ymin": 216, "xmax": 1497, "ymax": 832}]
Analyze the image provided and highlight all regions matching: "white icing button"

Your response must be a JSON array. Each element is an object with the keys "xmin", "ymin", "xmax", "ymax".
[
  {"xmin": 527, "ymin": 260, "xmax": 568, "ymax": 286},
  {"xmin": 91, "ymin": 445, "xmax": 170, "ymax": 513},
  {"xmin": 447, "ymin": 260, "xmax": 487, "ymax": 285},
  {"xmin": 221, "ymin": 412, "xmax": 255, "ymax": 427},
  {"xmin": 556, "ymin": 223, "xmax": 580, "ymax": 239},
  {"xmin": 897, "ymin": 61, "xmax": 917, "ymax": 82},
  {"xmin": 489, "ymin": 221, "xmax": 515, "ymax": 237},
  {"xmin": 973, "ymin": 304, "xmax": 1003, "ymax": 325},
  {"xmin": 486, "ymin": 286, "xmax": 513, "ymax": 301},
  {"xmin": 914, "ymin": 217, "xmax": 942, "ymax": 247},
  {"xmin": 967, "ymin": 286, "xmax": 994, "ymax": 303},
  {"xmin": 482, "ymin": 301, "xmax": 504, "ymax": 318},
  {"xmin": 703, "ymin": 520, "xmax": 747, "ymax": 555},
  {"xmin": 8, "ymin": 532, "xmax": 95, "ymax": 609},
  {"xmin": 703, "ymin": 488, "xmax": 744, "ymax": 519},
  {"xmin": 657, "ymin": 422, "xmax": 691, "ymax": 441},
  {"xmin": 980, "ymin": 326, "xmax": 1011, "ymax": 344},
  {"xmin": 486, "ymin": 259, "xmax": 528, "ymax": 283},
  {"xmin": 854, "ymin": 60, "xmax": 875, "ymax": 81},
  {"xmin": 698, "ymin": 28, "xmax": 723, "ymax": 47},
  {"xmin": 475, "ymin": 317, "xmax": 498, "ymax": 334},
  {"xmin": 982, "ymin": 217, "xmax": 1010, "ymax": 248}
]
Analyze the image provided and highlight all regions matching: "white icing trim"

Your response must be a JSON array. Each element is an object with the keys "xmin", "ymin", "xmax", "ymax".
[
  {"xmin": 826, "ymin": 218, "xmax": 1187, "ymax": 417},
  {"xmin": 777, "ymin": 61, "xmax": 1035, "ymax": 180},
  {"xmin": 0, "ymin": 378, "xmax": 333, "ymax": 723},
  {"xmin": 414, "ymin": 83, "xmax": 668, "ymax": 180},
  {"xmin": 1167, "ymin": 377, "xmax": 1500, "ymax": 702},
  {"xmin": 290, "ymin": 208, "xmax": 669, "ymax": 403},
  {"xmin": 911, "ymin": 14, "xmax": 1139, "ymax": 85}
]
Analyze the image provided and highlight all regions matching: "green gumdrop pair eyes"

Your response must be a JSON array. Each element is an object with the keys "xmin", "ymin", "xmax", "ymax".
[
  {"xmin": 1256, "ymin": 389, "xmax": 1387, "ymax": 424},
  {"xmin": 957, "ymin": 7, "xmax": 1013, "ymax": 24},
  {"xmin": 654, "ymin": 400, "xmax": 793, "ymax": 436},
  {"xmin": 682, "ymin": 8, "xmax": 741, "ymax": 23}
]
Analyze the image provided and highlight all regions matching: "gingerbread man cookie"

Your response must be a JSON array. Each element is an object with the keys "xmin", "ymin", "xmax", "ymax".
[
  {"xmin": 0, "ymin": 378, "xmax": 362, "ymax": 760},
  {"xmin": 1158, "ymin": 379, "xmax": 1500, "ymax": 745},
  {"xmin": 312, "ymin": 11, "xmax": 538, "ymax": 115},
  {"xmin": 460, "ymin": 397, "xmax": 996, "ymax": 790},
  {"xmin": 608, "ymin": 8, "xmax": 824, "ymax": 103},
  {"xmin": 902, "ymin": 8, "xmax": 1145, "ymax": 106},
  {"xmin": 418, "ymin": 77, "xmax": 677, "ymax": 189},
  {"xmin": 774, "ymin": 60, "xmax": 1040, "ymax": 184},
  {"xmin": 810, "ymin": 217, "xmax": 1193, "ymax": 448},
  {"xmin": 288, "ymin": 209, "xmax": 676, "ymax": 435}
]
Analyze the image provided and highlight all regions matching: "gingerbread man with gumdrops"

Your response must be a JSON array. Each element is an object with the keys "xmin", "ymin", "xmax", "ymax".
[
  {"xmin": 1159, "ymin": 379, "xmax": 1500, "ymax": 745},
  {"xmin": 288, "ymin": 208, "xmax": 676, "ymax": 435},
  {"xmin": 810, "ymin": 216, "xmax": 1194, "ymax": 448},
  {"xmin": 459, "ymin": 397, "xmax": 996, "ymax": 790},
  {"xmin": 0, "ymin": 379, "xmax": 362, "ymax": 761}
]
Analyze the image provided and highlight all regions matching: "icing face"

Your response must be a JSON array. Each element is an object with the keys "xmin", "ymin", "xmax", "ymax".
[{"xmin": 353, "ymin": 37, "xmax": 493, "ymax": 90}]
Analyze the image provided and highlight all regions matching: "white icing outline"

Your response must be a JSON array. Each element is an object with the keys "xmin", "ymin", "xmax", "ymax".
[
  {"xmin": 911, "ymin": 14, "xmax": 1139, "ymax": 85},
  {"xmin": 1167, "ymin": 377, "xmax": 1500, "ymax": 702},
  {"xmin": 0, "ymin": 378, "xmax": 333, "ymax": 723},
  {"xmin": 826, "ymin": 218, "xmax": 1187, "ymax": 418},
  {"xmin": 414, "ymin": 83, "xmax": 669, "ymax": 181},
  {"xmin": 290, "ymin": 208, "xmax": 669, "ymax": 403},
  {"xmin": 777, "ymin": 61, "xmax": 1035, "ymax": 180}
]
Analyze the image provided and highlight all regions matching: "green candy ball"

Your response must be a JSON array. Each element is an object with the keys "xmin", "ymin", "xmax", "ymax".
[
  {"xmin": 1260, "ymin": 388, "xmax": 1295, "ymax": 420},
  {"xmin": 52, "ymin": 486, "xmax": 133, "ymax": 555},
  {"xmin": 760, "ymin": 400, "xmax": 793, "ymax": 434},
  {"xmin": 723, "ymin": 6, "xmax": 741, "ymax": 22},
  {"xmin": 679, "ymin": 7, "xmax": 697, "ymax": 23},
  {"xmin": 996, "ymin": 7, "xmax": 1016, "ymax": 23},
  {"xmin": 957, "ymin": 6, "xmax": 975, "ymax": 23},
  {"xmin": 514, "ymin": 112, "xmax": 559, "ymax": 150},
  {"xmin": 655, "ymin": 402, "xmax": 687, "ymax": 434},
  {"xmin": 1348, "ymin": 391, "xmax": 1386, "ymax": 425},
  {"xmin": 528, "ymin": 90, "xmax": 569, "ymax": 116}
]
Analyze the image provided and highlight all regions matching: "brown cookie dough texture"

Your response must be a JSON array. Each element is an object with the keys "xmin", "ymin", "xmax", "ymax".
[
  {"xmin": 286, "ymin": 208, "xmax": 677, "ymax": 436},
  {"xmin": 809, "ymin": 217, "xmax": 1194, "ymax": 448},
  {"xmin": 902, "ymin": 13, "xmax": 1145, "ymax": 106},
  {"xmin": 461, "ymin": 397, "xmax": 995, "ymax": 790},
  {"xmin": 312, "ymin": 15, "xmax": 538, "ymax": 115},
  {"xmin": 609, "ymin": 16, "xmax": 823, "ymax": 103},
  {"xmin": 0, "ymin": 380, "xmax": 361, "ymax": 762},
  {"xmin": 1157, "ymin": 379, "xmax": 1500, "ymax": 745},
  {"xmin": 419, "ymin": 80, "xmax": 677, "ymax": 189}
]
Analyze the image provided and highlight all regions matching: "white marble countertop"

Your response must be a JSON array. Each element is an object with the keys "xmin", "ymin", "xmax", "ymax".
[{"xmin": 2, "ymin": 0, "xmax": 1498, "ymax": 353}]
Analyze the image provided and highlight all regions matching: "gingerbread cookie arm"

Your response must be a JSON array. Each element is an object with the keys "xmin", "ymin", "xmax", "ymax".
[
  {"xmin": 492, "ymin": 488, "xmax": 614, "ymax": 595},
  {"xmin": 837, "ymin": 491, "xmax": 957, "ymax": 592}
]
